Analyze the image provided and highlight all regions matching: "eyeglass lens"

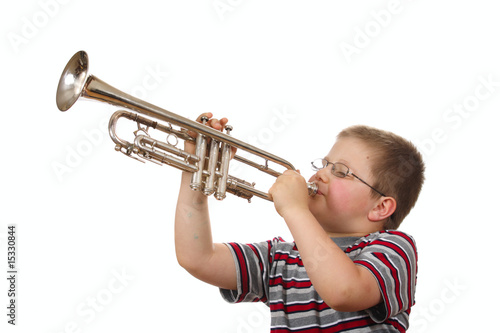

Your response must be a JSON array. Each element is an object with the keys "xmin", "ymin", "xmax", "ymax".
[{"xmin": 311, "ymin": 159, "xmax": 349, "ymax": 178}]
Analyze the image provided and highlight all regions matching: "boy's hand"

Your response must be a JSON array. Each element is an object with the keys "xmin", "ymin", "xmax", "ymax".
[
  {"xmin": 269, "ymin": 170, "xmax": 309, "ymax": 219},
  {"xmin": 185, "ymin": 112, "xmax": 236, "ymax": 157}
]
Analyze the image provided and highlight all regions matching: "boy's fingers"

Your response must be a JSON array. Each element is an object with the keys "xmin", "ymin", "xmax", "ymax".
[
  {"xmin": 207, "ymin": 118, "xmax": 222, "ymax": 130},
  {"xmin": 196, "ymin": 112, "xmax": 213, "ymax": 123},
  {"xmin": 219, "ymin": 117, "xmax": 229, "ymax": 129},
  {"xmin": 187, "ymin": 113, "xmax": 213, "ymax": 138},
  {"xmin": 188, "ymin": 113, "xmax": 232, "ymax": 141}
]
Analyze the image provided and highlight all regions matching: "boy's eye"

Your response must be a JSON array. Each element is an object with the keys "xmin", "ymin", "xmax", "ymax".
[
  {"xmin": 332, "ymin": 163, "xmax": 349, "ymax": 178},
  {"xmin": 332, "ymin": 170, "xmax": 347, "ymax": 178}
]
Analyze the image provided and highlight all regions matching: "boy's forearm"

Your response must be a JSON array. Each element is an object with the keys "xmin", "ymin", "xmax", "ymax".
[
  {"xmin": 174, "ymin": 171, "xmax": 237, "ymax": 290},
  {"xmin": 284, "ymin": 210, "xmax": 356, "ymax": 293},
  {"xmin": 283, "ymin": 209, "xmax": 381, "ymax": 311},
  {"xmin": 175, "ymin": 171, "xmax": 215, "ymax": 269}
]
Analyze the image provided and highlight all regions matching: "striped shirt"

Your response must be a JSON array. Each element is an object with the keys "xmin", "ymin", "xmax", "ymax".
[{"xmin": 220, "ymin": 230, "xmax": 417, "ymax": 332}]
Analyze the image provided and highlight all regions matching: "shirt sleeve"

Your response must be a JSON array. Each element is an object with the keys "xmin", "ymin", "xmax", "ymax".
[
  {"xmin": 219, "ymin": 239, "xmax": 274, "ymax": 305},
  {"xmin": 351, "ymin": 231, "xmax": 418, "ymax": 323}
]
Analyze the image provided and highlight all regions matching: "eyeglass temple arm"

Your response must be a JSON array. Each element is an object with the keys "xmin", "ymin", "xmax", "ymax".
[{"xmin": 350, "ymin": 173, "xmax": 386, "ymax": 197}]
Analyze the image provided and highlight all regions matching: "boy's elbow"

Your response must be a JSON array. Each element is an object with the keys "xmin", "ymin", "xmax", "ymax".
[
  {"xmin": 175, "ymin": 249, "xmax": 216, "ymax": 282},
  {"xmin": 326, "ymin": 299, "xmax": 361, "ymax": 313},
  {"xmin": 175, "ymin": 251, "xmax": 202, "ymax": 275},
  {"xmin": 322, "ymin": 285, "xmax": 380, "ymax": 313},
  {"xmin": 322, "ymin": 288, "xmax": 357, "ymax": 312},
  {"xmin": 175, "ymin": 253, "xmax": 189, "ymax": 271},
  {"xmin": 177, "ymin": 261, "xmax": 198, "ymax": 276},
  {"xmin": 322, "ymin": 266, "xmax": 383, "ymax": 312}
]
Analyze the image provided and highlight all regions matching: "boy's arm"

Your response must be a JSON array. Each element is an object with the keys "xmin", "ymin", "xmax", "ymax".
[
  {"xmin": 174, "ymin": 113, "xmax": 237, "ymax": 291},
  {"xmin": 282, "ymin": 209, "xmax": 381, "ymax": 312},
  {"xmin": 269, "ymin": 170, "xmax": 382, "ymax": 312}
]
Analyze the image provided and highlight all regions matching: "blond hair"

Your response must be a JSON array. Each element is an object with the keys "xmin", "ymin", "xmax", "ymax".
[{"xmin": 337, "ymin": 125, "xmax": 425, "ymax": 229}]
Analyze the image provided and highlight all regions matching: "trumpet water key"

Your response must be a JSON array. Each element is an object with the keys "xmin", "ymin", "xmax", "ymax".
[{"xmin": 56, "ymin": 50, "xmax": 317, "ymax": 202}]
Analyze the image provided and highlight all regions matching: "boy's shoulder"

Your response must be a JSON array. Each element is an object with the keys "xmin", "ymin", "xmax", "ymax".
[
  {"xmin": 361, "ymin": 230, "xmax": 415, "ymax": 243},
  {"xmin": 254, "ymin": 230, "xmax": 417, "ymax": 258},
  {"xmin": 267, "ymin": 230, "xmax": 416, "ymax": 247},
  {"xmin": 345, "ymin": 230, "xmax": 417, "ymax": 256}
]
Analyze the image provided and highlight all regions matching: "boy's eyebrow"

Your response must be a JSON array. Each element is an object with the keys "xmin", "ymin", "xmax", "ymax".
[
  {"xmin": 325, "ymin": 157, "xmax": 353, "ymax": 168},
  {"xmin": 338, "ymin": 159, "xmax": 361, "ymax": 174},
  {"xmin": 336, "ymin": 158, "xmax": 351, "ymax": 166}
]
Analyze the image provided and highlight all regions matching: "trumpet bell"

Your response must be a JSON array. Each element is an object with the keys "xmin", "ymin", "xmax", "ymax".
[{"xmin": 56, "ymin": 50, "xmax": 89, "ymax": 111}]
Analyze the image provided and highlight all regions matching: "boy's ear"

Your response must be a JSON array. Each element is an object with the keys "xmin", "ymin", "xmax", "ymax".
[{"xmin": 368, "ymin": 197, "xmax": 397, "ymax": 222}]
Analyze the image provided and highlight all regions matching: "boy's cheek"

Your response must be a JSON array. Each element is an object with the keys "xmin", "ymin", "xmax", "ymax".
[
  {"xmin": 327, "ymin": 181, "xmax": 349, "ymax": 202},
  {"xmin": 326, "ymin": 182, "xmax": 360, "ymax": 211}
]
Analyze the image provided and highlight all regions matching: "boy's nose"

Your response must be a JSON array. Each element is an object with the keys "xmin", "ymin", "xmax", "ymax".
[{"xmin": 313, "ymin": 167, "xmax": 331, "ymax": 183}]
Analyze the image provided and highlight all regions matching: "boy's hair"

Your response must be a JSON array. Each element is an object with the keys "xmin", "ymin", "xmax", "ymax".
[{"xmin": 337, "ymin": 125, "xmax": 425, "ymax": 230}]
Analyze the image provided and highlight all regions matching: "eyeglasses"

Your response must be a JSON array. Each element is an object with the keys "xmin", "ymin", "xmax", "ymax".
[{"xmin": 311, "ymin": 158, "xmax": 386, "ymax": 197}]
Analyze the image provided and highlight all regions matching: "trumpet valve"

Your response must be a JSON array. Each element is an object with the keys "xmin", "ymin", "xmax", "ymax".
[
  {"xmin": 190, "ymin": 119, "xmax": 208, "ymax": 191},
  {"xmin": 215, "ymin": 127, "xmax": 233, "ymax": 200},
  {"xmin": 203, "ymin": 139, "xmax": 220, "ymax": 196}
]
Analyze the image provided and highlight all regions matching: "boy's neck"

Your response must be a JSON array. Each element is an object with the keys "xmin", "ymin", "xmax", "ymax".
[
  {"xmin": 326, "ymin": 231, "xmax": 370, "ymax": 238},
  {"xmin": 326, "ymin": 226, "xmax": 385, "ymax": 238},
  {"xmin": 323, "ymin": 220, "xmax": 385, "ymax": 239}
]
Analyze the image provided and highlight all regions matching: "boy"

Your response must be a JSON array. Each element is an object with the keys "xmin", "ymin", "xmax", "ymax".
[{"xmin": 175, "ymin": 113, "xmax": 424, "ymax": 332}]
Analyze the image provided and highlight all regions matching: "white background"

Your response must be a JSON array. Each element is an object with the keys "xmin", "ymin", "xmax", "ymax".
[{"xmin": 1, "ymin": 1, "xmax": 499, "ymax": 332}]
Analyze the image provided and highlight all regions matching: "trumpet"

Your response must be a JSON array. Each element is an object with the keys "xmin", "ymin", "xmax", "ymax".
[{"xmin": 56, "ymin": 51, "xmax": 317, "ymax": 202}]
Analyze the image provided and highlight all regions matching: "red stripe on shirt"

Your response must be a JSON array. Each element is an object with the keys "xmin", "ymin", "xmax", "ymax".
[
  {"xmin": 228, "ymin": 243, "xmax": 249, "ymax": 303},
  {"xmin": 269, "ymin": 275, "xmax": 312, "ymax": 289},
  {"xmin": 373, "ymin": 252, "xmax": 404, "ymax": 311},
  {"xmin": 354, "ymin": 260, "xmax": 392, "ymax": 319},
  {"xmin": 271, "ymin": 316, "xmax": 381, "ymax": 332}
]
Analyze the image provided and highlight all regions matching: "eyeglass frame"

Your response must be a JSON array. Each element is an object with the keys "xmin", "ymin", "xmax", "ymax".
[{"xmin": 311, "ymin": 158, "xmax": 387, "ymax": 197}]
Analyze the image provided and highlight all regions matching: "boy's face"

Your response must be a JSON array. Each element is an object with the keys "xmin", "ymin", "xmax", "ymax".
[{"xmin": 307, "ymin": 137, "xmax": 381, "ymax": 235}]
